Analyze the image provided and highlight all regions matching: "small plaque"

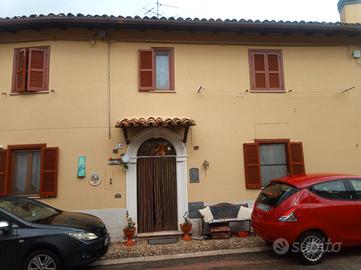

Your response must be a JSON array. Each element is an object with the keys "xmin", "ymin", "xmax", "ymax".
[
  {"xmin": 189, "ymin": 168, "xmax": 200, "ymax": 183},
  {"xmin": 89, "ymin": 173, "xmax": 101, "ymax": 186}
]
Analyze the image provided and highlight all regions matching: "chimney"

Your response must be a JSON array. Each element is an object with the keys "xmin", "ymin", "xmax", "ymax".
[{"xmin": 338, "ymin": 0, "xmax": 361, "ymax": 23}]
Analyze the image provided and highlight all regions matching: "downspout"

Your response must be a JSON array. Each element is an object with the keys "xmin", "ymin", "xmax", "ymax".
[{"xmin": 107, "ymin": 36, "xmax": 111, "ymax": 139}]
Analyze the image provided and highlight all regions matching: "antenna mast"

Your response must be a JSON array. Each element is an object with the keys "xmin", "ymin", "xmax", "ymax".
[{"xmin": 139, "ymin": 1, "xmax": 179, "ymax": 18}]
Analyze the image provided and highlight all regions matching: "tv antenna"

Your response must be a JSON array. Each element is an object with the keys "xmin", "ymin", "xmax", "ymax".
[{"xmin": 139, "ymin": 0, "xmax": 179, "ymax": 18}]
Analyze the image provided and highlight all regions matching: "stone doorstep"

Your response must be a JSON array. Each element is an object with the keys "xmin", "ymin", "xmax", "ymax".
[{"xmin": 91, "ymin": 246, "xmax": 271, "ymax": 267}]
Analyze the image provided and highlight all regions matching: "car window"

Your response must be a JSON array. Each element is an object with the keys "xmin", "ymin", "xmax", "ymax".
[
  {"xmin": 256, "ymin": 183, "xmax": 299, "ymax": 207},
  {"xmin": 311, "ymin": 180, "xmax": 350, "ymax": 200},
  {"xmin": 348, "ymin": 179, "xmax": 361, "ymax": 200},
  {"xmin": 0, "ymin": 197, "xmax": 60, "ymax": 223}
]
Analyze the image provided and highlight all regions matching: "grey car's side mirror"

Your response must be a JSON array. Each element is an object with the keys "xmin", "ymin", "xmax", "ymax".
[{"xmin": 0, "ymin": 221, "xmax": 10, "ymax": 231}]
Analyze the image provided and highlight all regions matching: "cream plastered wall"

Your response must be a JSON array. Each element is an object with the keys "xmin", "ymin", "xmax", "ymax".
[
  {"xmin": 340, "ymin": 3, "xmax": 361, "ymax": 23},
  {"xmin": 1, "ymin": 36, "xmax": 361, "ymax": 211}
]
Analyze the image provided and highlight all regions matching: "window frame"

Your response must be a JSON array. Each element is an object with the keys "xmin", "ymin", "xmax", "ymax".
[
  {"xmin": 248, "ymin": 49, "xmax": 285, "ymax": 93},
  {"xmin": 255, "ymin": 139, "xmax": 290, "ymax": 187},
  {"xmin": 11, "ymin": 46, "xmax": 50, "ymax": 94},
  {"xmin": 138, "ymin": 47, "xmax": 175, "ymax": 92},
  {"xmin": 243, "ymin": 139, "xmax": 305, "ymax": 189},
  {"xmin": 0, "ymin": 144, "xmax": 59, "ymax": 199},
  {"xmin": 8, "ymin": 144, "xmax": 46, "ymax": 197}
]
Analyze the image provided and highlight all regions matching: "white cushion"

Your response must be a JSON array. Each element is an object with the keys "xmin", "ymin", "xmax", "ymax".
[
  {"xmin": 198, "ymin": 207, "xmax": 214, "ymax": 223},
  {"xmin": 237, "ymin": 206, "xmax": 253, "ymax": 220}
]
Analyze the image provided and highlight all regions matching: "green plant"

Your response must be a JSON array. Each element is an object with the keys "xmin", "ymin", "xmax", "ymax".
[
  {"xmin": 124, "ymin": 211, "xmax": 135, "ymax": 230},
  {"xmin": 182, "ymin": 211, "xmax": 191, "ymax": 225}
]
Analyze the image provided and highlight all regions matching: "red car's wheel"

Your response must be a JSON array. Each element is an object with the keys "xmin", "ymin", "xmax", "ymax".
[{"xmin": 296, "ymin": 231, "xmax": 325, "ymax": 265}]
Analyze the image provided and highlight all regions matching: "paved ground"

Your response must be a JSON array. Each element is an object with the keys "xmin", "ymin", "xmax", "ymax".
[{"xmin": 86, "ymin": 248, "xmax": 361, "ymax": 270}]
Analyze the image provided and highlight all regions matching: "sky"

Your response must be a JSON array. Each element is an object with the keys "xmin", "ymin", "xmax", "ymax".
[{"xmin": 0, "ymin": 0, "xmax": 341, "ymax": 22}]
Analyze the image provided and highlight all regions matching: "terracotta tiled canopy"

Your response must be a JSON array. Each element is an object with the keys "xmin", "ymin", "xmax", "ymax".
[{"xmin": 116, "ymin": 117, "xmax": 196, "ymax": 144}]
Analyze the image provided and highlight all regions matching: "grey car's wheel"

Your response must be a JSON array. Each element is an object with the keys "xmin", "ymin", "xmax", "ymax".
[
  {"xmin": 24, "ymin": 250, "xmax": 62, "ymax": 270},
  {"xmin": 297, "ymin": 231, "xmax": 325, "ymax": 265}
]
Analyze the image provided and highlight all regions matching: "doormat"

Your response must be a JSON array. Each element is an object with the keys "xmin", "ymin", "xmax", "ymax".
[{"xmin": 148, "ymin": 238, "xmax": 178, "ymax": 245}]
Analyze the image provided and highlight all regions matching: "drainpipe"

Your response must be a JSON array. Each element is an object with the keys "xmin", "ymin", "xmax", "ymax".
[{"xmin": 107, "ymin": 37, "xmax": 111, "ymax": 140}]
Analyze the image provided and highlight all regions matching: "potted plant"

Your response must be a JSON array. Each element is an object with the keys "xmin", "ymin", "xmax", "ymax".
[
  {"xmin": 123, "ymin": 211, "xmax": 136, "ymax": 246},
  {"xmin": 180, "ymin": 211, "xmax": 192, "ymax": 241}
]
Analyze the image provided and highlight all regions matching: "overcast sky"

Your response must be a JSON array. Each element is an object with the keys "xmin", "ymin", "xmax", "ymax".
[{"xmin": 0, "ymin": 0, "xmax": 341, "ymax": 22}]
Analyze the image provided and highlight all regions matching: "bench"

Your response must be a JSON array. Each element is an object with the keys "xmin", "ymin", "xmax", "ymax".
[{"xmin": 198, "ymin": 203, "xmax": 252, "ymax": 239}]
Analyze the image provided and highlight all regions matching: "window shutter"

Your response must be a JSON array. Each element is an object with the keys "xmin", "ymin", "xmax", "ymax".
[
  {"xmin": 40, "ymin": 147, "xmax": 59, "ymax": 198},
  {"xmin": 27, "ymin": 47, "xmax": 49, "ymax": 92},
  {"xmin": 289, "ymin": 142, "xmax": 305, "ymax": 175},
  {"xmin": 139, "ymin": 49, "xmax": 154, "ymax": 91},
  {"xmin": 253, "ymin": 53, "xmax": 267, "ymax": 89},
  {"xmin": 267, "ymin": 53, "xmax": 282, "ymax": 89},
  {"xmin": 0, "ymin": 150, "xmax": 8, "ymax": 196},
  {"xmin": 243, "ymin": 143, "xmax": 261, "ymax": 189},
  {"xmin": 13, "ymin": 48, "xmax": 27, "ymax": 93}
]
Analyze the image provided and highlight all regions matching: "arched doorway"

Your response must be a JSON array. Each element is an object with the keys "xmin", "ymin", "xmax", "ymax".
[
  {"xmin": 137, "ymin": 138, "xmax": 178, "ymax": 233},
  {"xmin": 125, "ymin": 128, "xmax": 188, "ymax": 235}
]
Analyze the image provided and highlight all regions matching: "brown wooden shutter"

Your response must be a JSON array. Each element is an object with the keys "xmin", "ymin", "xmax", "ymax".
[
  {"xmin": 288, "ymin": 142, "xmax": 305, "ymax": 175},
  {"xmin": 243, "ymin": 143, "xmax": 261, "ymax": 189},
  {"xmin": 139, "ymin": 49, "xmax": 154, "ymax": 91},
  {"xmin": 13, "ymin": 48, "xmax": 27, "ymax": 93},
  {"xmin": 27, "ymin": 47, "xmax": 49, "ymax": 92},
  {"xmin": 40, "ymin": 147, "xmax": 59, "ymax": 198},
  {"xmin": 253, "ymin": 53, "xmax": 267, "ymax": 89},
  {"xmin": 267, "ymin": 53, "xmax": 282, "ymax": 89},
  {"xmin": 0, "ymin": 150, "xmax": 9, "ymax": 196}
]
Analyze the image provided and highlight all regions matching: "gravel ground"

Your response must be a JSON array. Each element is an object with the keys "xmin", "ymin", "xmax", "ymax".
[{"xmin": 102, "ymin": 236, "xmax": 267, "ymax": 260}]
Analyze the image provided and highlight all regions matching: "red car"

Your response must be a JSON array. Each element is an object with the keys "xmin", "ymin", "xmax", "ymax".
[{"xmin": 252, "ymin": 173, "xmax": 361, "ymax": 264}]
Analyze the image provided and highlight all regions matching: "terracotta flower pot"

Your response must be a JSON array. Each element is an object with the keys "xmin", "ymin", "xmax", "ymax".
[
  {"xmin": 180, "ymin": 223, "xmax": 192, "ymax": 241},
  {"xmin": 123, "ymin": 227, "xmax": 136, "ymax": 246}
]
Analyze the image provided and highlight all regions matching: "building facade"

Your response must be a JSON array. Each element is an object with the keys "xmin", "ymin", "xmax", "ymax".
[{"xmin": 1, "ymin": 0, "xmax": 361, "ymax": 240}]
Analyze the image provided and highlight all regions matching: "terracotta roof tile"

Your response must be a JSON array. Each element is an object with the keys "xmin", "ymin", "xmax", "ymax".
[{"xmin": 116, "ymin": 117, "xmax": 196, "ymax": 128}]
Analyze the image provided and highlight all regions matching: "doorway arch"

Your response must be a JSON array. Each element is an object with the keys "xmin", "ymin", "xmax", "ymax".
[{"xmin": 125, "ymin": 128, "xmax": 188, "ymax": 233}]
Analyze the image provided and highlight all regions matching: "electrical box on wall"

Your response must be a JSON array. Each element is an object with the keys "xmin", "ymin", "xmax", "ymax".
[{"xmin": 352, "ymin": 50, "xmax": 361, "ymax": 59}]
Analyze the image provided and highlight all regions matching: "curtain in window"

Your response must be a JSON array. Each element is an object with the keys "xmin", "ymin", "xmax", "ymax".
[
  {"xmin": 31, "ymin": 152, "xmax": 40, "ymax": 193},
  {"xmin": 260, "ymin": 144, "xmax": 288, "ymax": 186},
  {"xmin": 155, "ymin": 52, "xmax": 170, "ymax": 89},
  {"xmin": 13, "ymin": 152, "xmax": 28, "ymax": 193},
  {"xmin": 13, "ymin": 151, "xmax": 40, "ymax": 194}
]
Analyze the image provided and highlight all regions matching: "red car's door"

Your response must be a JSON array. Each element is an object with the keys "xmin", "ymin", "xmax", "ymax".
[{"xmin": 309, "ymin": 179, "xmax": 361, "ymax": 246}]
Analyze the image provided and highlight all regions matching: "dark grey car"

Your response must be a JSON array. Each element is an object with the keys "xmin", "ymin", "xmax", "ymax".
[{"xmin": 0, "ymin": 196, "xmax": 109, "ymax": 270}]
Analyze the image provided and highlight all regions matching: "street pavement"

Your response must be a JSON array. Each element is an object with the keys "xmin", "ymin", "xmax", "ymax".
[{"xmin": 86, "ymin": 248, "xmax": 361, "ymax": 270}]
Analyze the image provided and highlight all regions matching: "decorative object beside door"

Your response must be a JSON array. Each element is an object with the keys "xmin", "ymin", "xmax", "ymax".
[{"xmin": 77, "ymin": 156, "xmax": 86, "ymax": 178}]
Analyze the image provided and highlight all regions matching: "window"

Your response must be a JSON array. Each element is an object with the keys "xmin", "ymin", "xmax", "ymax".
[
  {"xmin": 248, "ymin": 49, "xmax": 285, "ymax": 92},
  {"xmin": 12, "ymin": 150, "xmax": 41, "ymax": 195},
  {"xmin": 256, "ymin": 183, "xmax": 299, "ymax": 207},
  {"xmin": 348, "ymin": 179, "xmax": 361, "ymax": 199},
  {"xmin": 12, "ymin": 46, "xmax": 50, "ymax": 93},
  {"xmin": 0, "ymin": 145, "xmax": 58, "ymax": 197},
  {"xmin": 259, "ymin": 144, "xmax": 288, "ymax": 187},
  {"xmin": 243, "ymin": 140, "xmax": 305, "ymax": 189},
  {"xmin": 139, "ymin": 48, "xmax": 174, "ymax": 91},
  {"xmin": 310, "ymin": 180, "xmax": 350, "ymax": 200}
]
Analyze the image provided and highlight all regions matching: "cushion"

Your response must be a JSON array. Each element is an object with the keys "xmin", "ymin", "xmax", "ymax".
[
  {"xmin": 237, "ymin": 206, "xmax": 253, "ymax": 220},
  {"xmin": 198, "ymin": 206, "xmax": 214, "ymax": 223}
]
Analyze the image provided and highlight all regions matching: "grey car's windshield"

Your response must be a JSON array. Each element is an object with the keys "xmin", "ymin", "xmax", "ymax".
[{"xmin": 0, "ymin": 197, "xmax": 60, "ymax": 222}]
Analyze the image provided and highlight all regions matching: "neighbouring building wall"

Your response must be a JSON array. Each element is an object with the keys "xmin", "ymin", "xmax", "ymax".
[
  {"xmin": 1, "ymin": 32, "xmax": 361, "ymax": 239},
  {"xmin": 339, "ymin": 1, "xmax": 361, "ymax": 23}
]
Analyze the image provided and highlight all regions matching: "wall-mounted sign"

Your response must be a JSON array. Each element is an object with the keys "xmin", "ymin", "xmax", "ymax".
[
  {"xmin": 189, "ymin": 168, "xmax": 200, "ymax": 183},
  {"xmin": 77, "ymin": 156, "xmax": 86, "ymax": 178},
  {"xmin": 89, "ymin": 173, "xmax": 101, "ymax": 186}
]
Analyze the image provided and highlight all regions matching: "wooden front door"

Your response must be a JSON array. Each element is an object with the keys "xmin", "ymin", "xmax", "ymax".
[{"xmin": 137, "ymin": 138, "xmax": 178, "ymax": 233}]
